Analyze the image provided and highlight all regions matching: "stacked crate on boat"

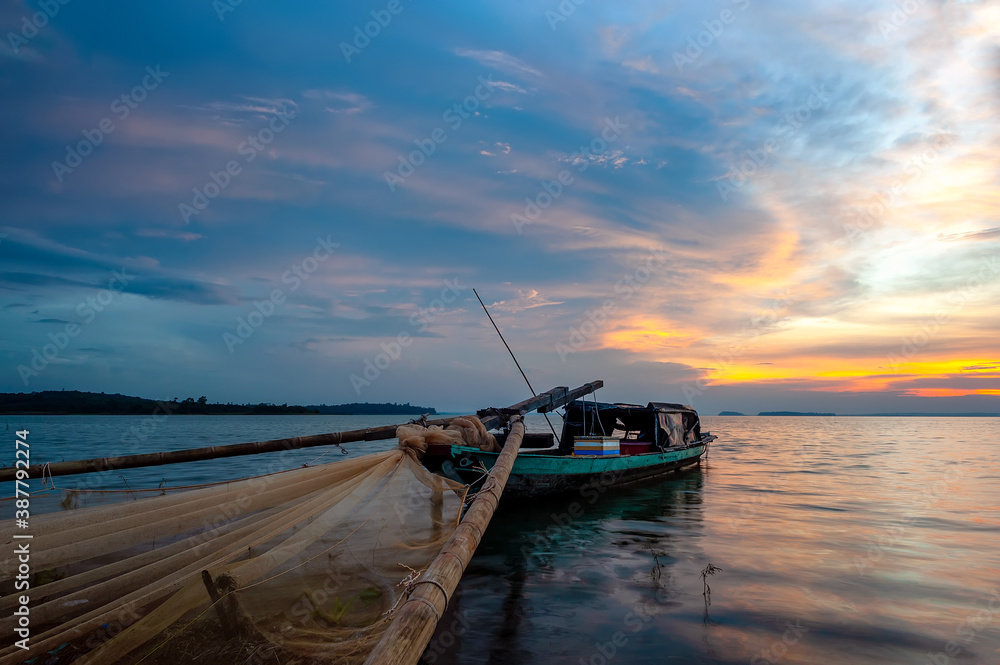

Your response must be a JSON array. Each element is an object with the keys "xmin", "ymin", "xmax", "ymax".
[
  {"xmin": 574, "ymin": 436, "xmax": 620, "ymax": 456},
  {"xmin": 620, "ymin": 441, "xmax": 653, "ymax": 455}
]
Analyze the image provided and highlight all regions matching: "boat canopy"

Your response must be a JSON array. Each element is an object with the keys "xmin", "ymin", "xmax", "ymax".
[{"xmin": 560, "ymin": 400, "xmax": 704, "ymax": 451}]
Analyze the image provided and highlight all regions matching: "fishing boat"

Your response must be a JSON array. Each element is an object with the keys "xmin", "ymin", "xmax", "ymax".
[{"xmin": 420, "ymin": 396, "xmax": 716, "ymax": 498}]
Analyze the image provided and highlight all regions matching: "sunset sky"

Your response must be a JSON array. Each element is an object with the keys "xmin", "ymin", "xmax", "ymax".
[{"xmin": 1, "ymin": 0, "xmax": 998, "ymax": 414}]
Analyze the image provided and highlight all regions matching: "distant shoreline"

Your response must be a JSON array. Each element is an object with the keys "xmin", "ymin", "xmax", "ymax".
[
  {"xmin": 0, "ymin": 390, "xmax": 438, "ymax": 416},
  {"xmin": 0, "ymin": 411, "xmax": 438, "ymax": 418}
]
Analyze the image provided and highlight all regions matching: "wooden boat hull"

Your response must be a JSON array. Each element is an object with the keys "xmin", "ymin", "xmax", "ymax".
[{"xmin": 423, "ymin": 438, "xmax": 711, "ymax": 499}]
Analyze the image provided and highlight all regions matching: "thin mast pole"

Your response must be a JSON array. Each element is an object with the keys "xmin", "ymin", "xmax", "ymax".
[{"xmin": 473, "ymin": 288, "xmax": 561, "ymax": 444}]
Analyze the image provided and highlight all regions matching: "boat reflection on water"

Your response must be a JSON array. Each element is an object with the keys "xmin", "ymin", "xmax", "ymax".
[
  {"xmin": 425, "ymin": 415, "xmax": 1000, "ymax": 665},
  {"xmin": 425, "ymin": 468, "xmax": 708, "ymax": 665}
]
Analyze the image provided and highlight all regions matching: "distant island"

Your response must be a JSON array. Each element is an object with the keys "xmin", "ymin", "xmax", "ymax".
[
  {"xmin": 0, "ymin": 391, "xmax": 437, "ymax": 416},
  {"xmin": 846, "ymin": 412, "xmax": 999, "ymax": 417},
  {"xmin": 709, "ymin": 409, "xmax": 997, "ymax": 417},
  {"xmin": 758, "ymin": 411, "xmax": 836, "ymax": 416},
  {"xmin": 750, "ymin": 411, "xmax": 997, "ymax": 417}
]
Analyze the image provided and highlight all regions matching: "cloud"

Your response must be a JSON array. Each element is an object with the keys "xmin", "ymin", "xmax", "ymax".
[
  {"xmin": 598, "ymin": 26, "xmax": 630, "ymax": 56},
  {"xmin": 887, "ymin": 373, "xmax": 1000, "ymax": 396},
  {"xmin": 136, "ymin": 229, "xmax": 203, "ymax": 242},
  {"xmin": 557, "ymin": 148, "xmax": 633, "ymax": 169},
  {"xmin": 479, "ymin": 141, "xmax": 512, "ymax": 156},
  {"xmin": 0, "ymin": 231, "xmax": 240, "ymax": 306},
  {"xmin": 962, "ymin": 364, "xmax": 1000, "ymax": 371},
  {"xmin": 0, "ymin": 272, "xmax": 95, "ymax": 290},
  {"xmin": 453, "ymin": 48, "xmax": 543, "ymax": 79},
  {"xmin": 489, "ymin": 289, "xmax": 564, "ymax": 314},
  {"xmin": 623, "ymin": 56, "xmax": 659, "ymax": 74},
  {"xmin": 938, "ymin": 227, "xmax": 1000, "ymax": 242},
  {"xmin": 303, "ymin": 89, "xmax": 373, "ymax": 114},
  {"xmin": 488, "ymin": 80, "xmax": 528, "ymax": 94},
  {"xmin": 127, "ymin": 277, "xmax": 239, "ymax": 305},
  {"xmin": 184, "ymin": 96, "xmax": 298, "ymax": 123}
]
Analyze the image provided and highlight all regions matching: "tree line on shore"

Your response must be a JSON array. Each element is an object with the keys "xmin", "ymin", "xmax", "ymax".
[{"xmin": 0, "ymin": 391, "xmax": 437, "ymax": 415}]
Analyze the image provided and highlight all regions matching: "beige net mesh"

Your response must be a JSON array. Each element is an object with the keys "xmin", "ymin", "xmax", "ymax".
[
  {"xmin": 0, "ymin": 431, "xmax": 472, "ymax": 665},
  {"xmin": 396, "ymin": 416, "xmax": 499, "ymax": 456}
]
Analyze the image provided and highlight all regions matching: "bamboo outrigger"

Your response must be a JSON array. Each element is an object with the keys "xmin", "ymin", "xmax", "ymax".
[{"xmin": 364, "ymin": 416, "xmax": 526, "ymax": 665}]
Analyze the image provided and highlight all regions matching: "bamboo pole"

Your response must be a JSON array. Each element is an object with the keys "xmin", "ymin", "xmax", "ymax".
[
  {"xmin": 0, "ymin": 417, "xmax": 461, "ymax": 482},
  {"xmin": 364, "ymin": 417, "xmax": 526, "ymax": 665}
]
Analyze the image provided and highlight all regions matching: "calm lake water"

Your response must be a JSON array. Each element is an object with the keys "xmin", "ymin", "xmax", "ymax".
[{"xmin": 4, "ymin": 414, "xmax": 999, "ymax": 664}]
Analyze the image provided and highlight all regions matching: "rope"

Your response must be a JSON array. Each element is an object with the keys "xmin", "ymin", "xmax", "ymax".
[
  {"xmin": 437, "ymin": 550, "xmax": 466, "ymax": 571},
  {"xmin": 464, "ymin": 461, "xmax": 491, "ymax": 488},
  {"xmin": 302, "ymin": 443, "xmax": 348, "ymax": 467},
  {"xmin": 463, "ymin": 520, "xmax": 484, "ymax": 542},
  {"xmin": 408, "ymin": 596, "xmax": 441, "ymax": 622},
  {"xmin": 412, "ymin": 579, "xmax": 450, "ymax": 610},
  {"xmin": 479, "ymin": 477, "xmax": 503, "ymax": 507},
  {"xmin": 0, "ymin": 488, "xmax": 56, "ymax": 502},
  {"xmin": 593, "ymin": 387, "xmax": 606, "ymax": 436},
  {"xmin": 40, "ymin": 462, "xmax": 53, "ymax": 489}
]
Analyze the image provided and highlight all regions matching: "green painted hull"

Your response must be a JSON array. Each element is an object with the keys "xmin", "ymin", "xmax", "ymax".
[{"xmin": 435, "ymin": 439, "xmax": 710, "ymax": 498}]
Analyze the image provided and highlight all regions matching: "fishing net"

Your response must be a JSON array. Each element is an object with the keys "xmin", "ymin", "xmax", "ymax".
[
  {"xmin": 396, "ymin": 416, "xmax": 499, "ymax": 456},
  {"xmin": 0, "ymin": 420, "xmax": 482, "ymax": 665}
]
